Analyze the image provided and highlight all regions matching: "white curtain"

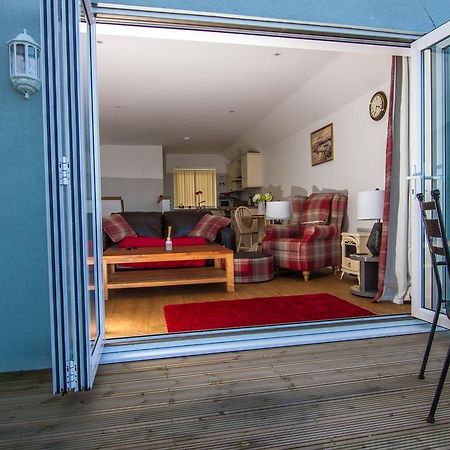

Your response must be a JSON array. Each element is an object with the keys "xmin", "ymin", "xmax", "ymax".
[{"xmin": 380, "ymin": 57, "xmax": 411, "ymax": 304}]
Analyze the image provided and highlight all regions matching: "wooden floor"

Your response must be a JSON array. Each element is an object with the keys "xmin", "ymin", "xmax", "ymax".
[
  {"xmin": 1, "ymin": 333, "xmax": 450, "ymax": 449},
  {"xmin": 105, "ymin": 269, "xmax": 410, "ymax": 338}
]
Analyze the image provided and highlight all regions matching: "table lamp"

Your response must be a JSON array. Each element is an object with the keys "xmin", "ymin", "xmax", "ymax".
[
  {"xmin": 265, "ymin": 201, "xmax": 291, "ymax": 223},
  {"xmin": 357, "ymin": 189, "xmax": 385, "ymax": 256}
]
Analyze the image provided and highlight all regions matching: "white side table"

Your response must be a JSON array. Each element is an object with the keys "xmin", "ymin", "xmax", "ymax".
[{"xmin": 340, "ymin": 231, "xmax": 370, "ymax": 281}]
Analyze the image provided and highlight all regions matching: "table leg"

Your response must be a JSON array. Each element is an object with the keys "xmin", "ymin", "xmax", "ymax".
[
  {"xmin": 225, "ymin": 254, "xmax": 234, "ymax": 292},
  {"xmin": 103, "ymin": 262, "xmax": 109, "ymax": 301},
  {"xmin": 214, "ymin": 257, "xmax": 221, "ymax": 268}
]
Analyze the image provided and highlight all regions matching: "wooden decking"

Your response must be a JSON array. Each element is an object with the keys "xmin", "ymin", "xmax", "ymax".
[{"xmin": 1, "ymin": 333, "xmax": 450, "ymax": 449}]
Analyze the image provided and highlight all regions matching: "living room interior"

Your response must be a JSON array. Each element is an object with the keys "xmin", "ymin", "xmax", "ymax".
[{"xmin": 96, "ymin": 24, "xmax": 411, "ymax": 339}]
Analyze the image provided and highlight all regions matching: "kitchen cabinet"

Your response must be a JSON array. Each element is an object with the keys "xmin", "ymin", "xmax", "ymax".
[{"xmin": 227, "ymin": 152, "xmax": 262, "ymax": 190}]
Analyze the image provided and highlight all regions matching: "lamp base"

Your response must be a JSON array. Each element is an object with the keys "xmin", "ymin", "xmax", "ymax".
[{"xmin": 367, "ymin": 222, "xmax": 382, "ymax": 256}]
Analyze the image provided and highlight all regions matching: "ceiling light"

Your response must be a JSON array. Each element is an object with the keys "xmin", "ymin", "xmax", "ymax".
[
  {"xmin": 274, "ymin": 52, "xmax": 281, "ymax": 56},
  {"xmin": 228, "ymin": 110, "xmax": 235, "ymax": 114},
  {"xmin": 183, "ymin": 136, "xmax": 191, "ymax": 141}
]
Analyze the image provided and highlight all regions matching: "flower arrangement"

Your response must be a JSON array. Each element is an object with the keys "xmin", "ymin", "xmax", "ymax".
[{"xmin": 252, "ymin": 192, "xmax": 272, "ymax": 204}]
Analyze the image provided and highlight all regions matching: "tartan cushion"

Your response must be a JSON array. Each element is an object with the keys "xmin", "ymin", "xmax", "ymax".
[
  {"xmin": 300, "ymin": 194, "xmax": 333, "ymax": 225},
  {"xmin": 102, "ymin": 214, "xmax": 136, "ymax": 243},
  {"xmin": 188, "ymin": 214, "xmax": 231, "ymax": 241}
]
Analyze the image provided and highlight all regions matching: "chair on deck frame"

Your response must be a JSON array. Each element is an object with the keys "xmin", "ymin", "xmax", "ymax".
[{"xmin": 417, "ymin": 189, "xmax": 450, "ymax": 423}]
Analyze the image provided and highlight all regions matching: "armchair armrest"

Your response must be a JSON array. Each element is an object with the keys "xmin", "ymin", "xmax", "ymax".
[
  {"xmin": 300, "ymin": 224, "xmax": 338, "ymax": 243},
  {"xmin": 263, "ymin": 223, "xmax": 299, "ymax": 240}
]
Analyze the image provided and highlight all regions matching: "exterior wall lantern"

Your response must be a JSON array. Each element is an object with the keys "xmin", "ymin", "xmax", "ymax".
[{"xmin": 8, "ymin": 29, "xmax": 41, "ymax": 99}]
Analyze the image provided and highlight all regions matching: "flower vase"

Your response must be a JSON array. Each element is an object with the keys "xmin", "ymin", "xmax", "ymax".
[{"xmin": 257, "ymin": 201, "xmax": 265, "ymax": 215}]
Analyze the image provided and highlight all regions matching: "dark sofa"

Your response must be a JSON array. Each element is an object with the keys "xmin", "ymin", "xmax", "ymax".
[{"xmin": 104, "ymin": 209, "xmax": 236, "ymax": 251}]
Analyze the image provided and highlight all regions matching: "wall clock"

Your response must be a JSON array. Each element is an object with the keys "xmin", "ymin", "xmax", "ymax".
[{"xmin": 369, "ymin": 91, "xmax": 387, "ymax": 121}]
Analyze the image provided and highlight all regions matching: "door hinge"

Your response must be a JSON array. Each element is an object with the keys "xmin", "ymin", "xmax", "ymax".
[
  {"xmin": 59, "ymin": 156, "xmax": 70, "ymax": 186},
  {"xmin": 66, "ymin": 360, "xmax": 78, "ymax": 390}
]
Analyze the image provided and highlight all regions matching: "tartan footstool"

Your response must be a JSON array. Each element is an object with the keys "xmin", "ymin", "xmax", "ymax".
[{"xmin": 233, "ymin": 252, "xmax": 274, "ymax": 283}]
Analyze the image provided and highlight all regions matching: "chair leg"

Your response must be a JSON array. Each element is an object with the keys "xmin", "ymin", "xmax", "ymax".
[
  {"xmin": 302, "ymin": 271, "xmax": 310, "ymax": 282},
  {"xmin": 426, "ymin": 340, "xmax": 450, "ymax": 423},
  {"xmin": 237, "ymin": 235, "xmax": 242, "ymax": 252},
  {"xmin": 419, "ymin": 299, "xmax": 443, "ymax": 380}
]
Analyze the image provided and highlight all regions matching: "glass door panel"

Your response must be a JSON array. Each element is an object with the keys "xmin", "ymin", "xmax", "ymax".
[{"xmin": 411, "ymin": 23, "xmax": 450, "ymax": 326}]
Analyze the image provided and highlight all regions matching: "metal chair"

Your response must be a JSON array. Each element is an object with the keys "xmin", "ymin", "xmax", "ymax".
[
  {"xmin": 416, "ymin": 189, "xmax": 450, "ymax": 423},
  {"xmin": 234, "ymin": 206, "xmax": 258, "ymax": 252}
]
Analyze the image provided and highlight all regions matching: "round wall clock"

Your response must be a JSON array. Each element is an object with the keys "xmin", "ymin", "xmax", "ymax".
[{"xmin": 369, "ymin": 91, "xmax": 388, "ymax": 121}]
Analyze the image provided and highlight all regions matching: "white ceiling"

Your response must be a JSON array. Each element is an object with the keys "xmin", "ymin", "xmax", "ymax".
[{"xmin": 96, "ymin": 27, "xmax": 338, "ymax": 154}]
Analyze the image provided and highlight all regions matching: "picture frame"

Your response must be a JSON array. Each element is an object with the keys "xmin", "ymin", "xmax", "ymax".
[{"xmin": 310, "ymin": 123, "xmax": 334, "ymax": 166}]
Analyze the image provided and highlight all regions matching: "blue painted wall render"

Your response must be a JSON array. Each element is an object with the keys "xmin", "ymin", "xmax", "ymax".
[
  {"xmin": 0, "ymin": 1, "xmax": 51, "ymax": 372},
  {"xmin": 1, "ymin": 0, "xmax": 450, "ymax": 373}
]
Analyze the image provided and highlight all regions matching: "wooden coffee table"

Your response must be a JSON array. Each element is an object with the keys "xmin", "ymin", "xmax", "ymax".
[{"xmin": 102, "ymin": 244, "xmax": 234, "ymax": 300}]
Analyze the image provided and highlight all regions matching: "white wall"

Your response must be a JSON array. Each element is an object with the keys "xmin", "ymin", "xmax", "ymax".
[
  {"xmin": 101, "ymin": 145, "xmax": 164, "ymax": 211},
  {"xmin": 226, "ymin": 52, "xmax": 391, "ymax": 231}
]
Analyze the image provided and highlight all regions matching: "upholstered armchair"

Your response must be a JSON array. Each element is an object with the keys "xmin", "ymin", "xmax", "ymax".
[{"xmin": 262, "ymin": 192, "xmax": 348, "ymax": 281}]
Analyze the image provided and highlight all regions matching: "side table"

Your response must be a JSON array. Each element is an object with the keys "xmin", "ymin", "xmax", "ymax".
[{"xmin": 349, "ymin": 254, "xmax": 379, "ymax": 298}]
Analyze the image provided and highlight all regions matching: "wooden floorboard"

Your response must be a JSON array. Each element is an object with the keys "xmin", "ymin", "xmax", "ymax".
[
  {"xmin": 105, "ymin": 269, "xmax": 411, "ymax": 338},
  {"xmin": 1, "ymin": 333, "xmax": 449, "ymax": 449}
]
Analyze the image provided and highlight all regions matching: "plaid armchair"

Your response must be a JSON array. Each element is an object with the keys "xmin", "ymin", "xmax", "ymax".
[{"xmin": 262, "ymin": 192, "xmax": 348, "ymax": 281}]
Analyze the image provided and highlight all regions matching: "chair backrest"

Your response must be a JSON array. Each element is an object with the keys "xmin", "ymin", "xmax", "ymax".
[
  {"xmin": 291, "ymin": 192, "xmax": 347, "ymax": 231},
  {"xmin": 417, "ymin": 189, "xmax": 450, "ymax": 318},
  {"xmin": 234, "ymin": 206, "xmax": 257, "ymax": 233}
]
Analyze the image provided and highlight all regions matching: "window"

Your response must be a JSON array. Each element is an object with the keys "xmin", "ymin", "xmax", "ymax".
[{"xmin": 173, "ymin": 169, "xmax": 217, "ymax": 208}]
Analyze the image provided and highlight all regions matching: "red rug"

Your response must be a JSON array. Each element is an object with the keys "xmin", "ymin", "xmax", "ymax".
[{"xmin": 164, "ymin": 293, "xmax": 375, "ymax": 333}]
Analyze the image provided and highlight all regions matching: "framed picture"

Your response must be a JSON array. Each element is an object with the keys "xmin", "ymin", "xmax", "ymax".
[{"xmin": 310, "ymin": 123, "xmax": 334, "ymax": 166}]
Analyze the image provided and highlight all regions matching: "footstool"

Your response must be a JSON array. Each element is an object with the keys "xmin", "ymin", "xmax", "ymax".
[{"xmin": 233, "ymin": 252, "xmax": 274, "ymax": 283}]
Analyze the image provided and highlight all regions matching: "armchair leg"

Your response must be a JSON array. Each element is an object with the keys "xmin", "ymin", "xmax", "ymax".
[
  {"xmin": 332, "ymin": 265, "xmax": 341, "ymax": 275},
  {"xmin": 302, "ymin": 271, "xmax": 310, "ymax": 282}
]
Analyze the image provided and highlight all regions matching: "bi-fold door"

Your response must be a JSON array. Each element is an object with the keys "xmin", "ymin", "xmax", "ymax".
[
  {"xmin": 42, "ymin": 0, "xmax": 104, "ymax": 393},
  {"xmin": 410, "ymin": 21, "xmax": 450, "ymax": 328}
]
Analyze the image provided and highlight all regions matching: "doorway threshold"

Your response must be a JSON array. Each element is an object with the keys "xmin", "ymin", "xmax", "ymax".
[{"xmin": 101, "ymin": 314, "xmax": 434, "ymax": 364}]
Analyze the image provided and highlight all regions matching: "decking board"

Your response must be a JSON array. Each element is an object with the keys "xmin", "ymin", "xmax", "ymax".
[{"xmin": 0, "ymin": 333, "xmax": 449, "ymax": 449}]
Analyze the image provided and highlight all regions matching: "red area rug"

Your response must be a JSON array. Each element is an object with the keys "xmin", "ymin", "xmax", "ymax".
[{"xmin": 164, "ymin": 293, "xmax": 375, "ymax": 333}]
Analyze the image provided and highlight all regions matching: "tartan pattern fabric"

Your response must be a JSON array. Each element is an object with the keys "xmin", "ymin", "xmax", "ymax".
[
  {"xmin": 300, "ymin": 193, "xmax": 333, "ymax": 224},
  {"xmin": 102, "ymin": 214, "xmax": 136, "ymax": 243},
  {"xmin": 376, "ymin": 57, "xmax": 395, "ymax": 299},
  {"xmin": 263, "ymin": 192, "xmax": 347, "ymax": 274},
  {"xmin": 291, "ymin": 195, "xmax": 307, "ymax": 224},
  {"xmin": 188, "ymin": 214, "xmax": 231, "ymax": 241},
  {"xmin": 233, "ymin": 253, "xmax": 274, "ymax": 283},
  {"xmin": 264, "ymin": 223, "xmax": 299, "ymax": 240}
]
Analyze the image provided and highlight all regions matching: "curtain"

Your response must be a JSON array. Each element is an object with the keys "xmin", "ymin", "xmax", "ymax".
[
  {"xmin": 173, "ymin": 169, "xmax": 216, "ymax": 208},
  {"xmin": 376, "ymin": 56, "xmax": 410, "ymax": 303}
]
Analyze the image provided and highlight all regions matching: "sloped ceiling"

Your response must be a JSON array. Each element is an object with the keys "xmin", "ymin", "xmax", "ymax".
[{"xmin": 97, "ymin": 25, "xmax": 391, "ymax": 156}]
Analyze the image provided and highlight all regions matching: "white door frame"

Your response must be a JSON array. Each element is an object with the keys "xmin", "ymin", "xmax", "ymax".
[{"xmin": 410, "ymin": 20, "xmax": 450, "ymax": 327}]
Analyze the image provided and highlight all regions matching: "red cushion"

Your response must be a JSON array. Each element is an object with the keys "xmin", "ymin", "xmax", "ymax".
[
  {"xmin": 118, "ymin": 236, "xmax": 207, "ymax": 269},
  {"xmin": 300, "ymin": 194, "xmax": 332, "ymax": 225}
]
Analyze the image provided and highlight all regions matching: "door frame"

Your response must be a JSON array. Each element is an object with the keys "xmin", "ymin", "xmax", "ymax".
[{"xmin": 410, "ymin": 20, "xmax": 450, "ymax": 327}]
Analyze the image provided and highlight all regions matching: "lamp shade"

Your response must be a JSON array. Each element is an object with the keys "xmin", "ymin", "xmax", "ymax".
[
  {"xmin": 357, "ymin": 190, "xmax": 385, "ymax": 220},
  {"xmin": 265, "ymin": 201, "xmax": 291, "ymax": 220}
]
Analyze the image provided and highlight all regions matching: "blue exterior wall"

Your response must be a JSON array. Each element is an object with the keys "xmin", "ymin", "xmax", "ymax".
[
  {"xmin": 0, "ymin": 0, "xmax": 449, "ymax": 373},
  {"xmin": 0, "ymin": 0, "xmax": 51, "ymax": 371},
  {"xmin": 102, "ymin": 0, "xmax": 450, "ymax": 34}
]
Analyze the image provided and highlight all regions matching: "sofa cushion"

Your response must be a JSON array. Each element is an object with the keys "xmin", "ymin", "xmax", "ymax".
[
  {"xmin": 163, "ymin": 210, "xmax": 208, "ymax": 237},
  {"xmin": 300, "ymin": 194, "xmax": 333, "ymax": 225},
  {"xmin": 189, "ymin": 214, "xmax": 232, "ymax": 241},
  {"xmin": 102, "ymin": 214, "xmax": 136, "ymax": 243},
  {"xmin": 120, "ymin": 212, "xmax": 163, "ymax": 237},
  {"xmin": 118, "ymin": 236, "xmax": 207, "ymax": 269}
]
